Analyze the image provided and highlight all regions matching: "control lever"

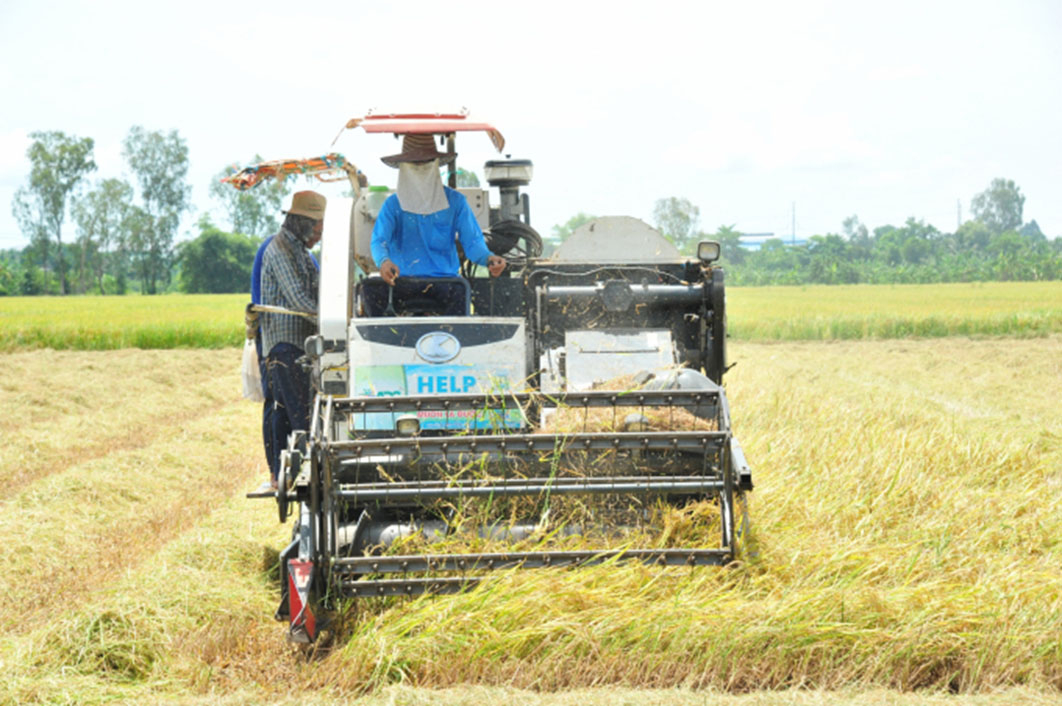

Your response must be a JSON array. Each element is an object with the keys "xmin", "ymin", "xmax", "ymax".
[{"xmin": 384, "ymin": 283, "xmax": 397, "ymax": 317}]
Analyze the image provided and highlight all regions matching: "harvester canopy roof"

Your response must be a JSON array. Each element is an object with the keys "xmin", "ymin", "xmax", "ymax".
[{"xmin": 341, "ymin": 110, "xmax": 505, "ymax": 152}]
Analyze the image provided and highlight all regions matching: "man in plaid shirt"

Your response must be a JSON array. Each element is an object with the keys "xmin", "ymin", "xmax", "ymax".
[{"xmin": 261, "ymin": 190, "xmax": 326, "ymax": 487}]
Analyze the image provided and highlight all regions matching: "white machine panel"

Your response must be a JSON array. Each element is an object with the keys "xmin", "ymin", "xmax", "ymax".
[
  {"xmin": 348, "ymin": 316, "xmax": 526, "ymax": 430},
  {"xmin": 564, "ymin": 329, "xmax": 676, "ymax": 391}
]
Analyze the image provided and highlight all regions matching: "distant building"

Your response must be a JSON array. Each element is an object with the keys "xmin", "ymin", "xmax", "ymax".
[
  {"xmin": 738, "ymin": 232, "xmax": 806, "ymax": 251},
  {"xmin": 738, "ymin": 233, "xmax": 774, "ymax": 251}
]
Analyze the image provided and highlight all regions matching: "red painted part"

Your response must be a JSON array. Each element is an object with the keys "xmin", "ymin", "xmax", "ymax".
[
  {"xmin": 360, "ymin": 120, "xmax": 498, "ymax": 134},
  {"xmin": 353, "ymin": 114, "xmax": 505, "ymax": 151},
  {"xmin": 287, "ymin": 559, "xmax": 317, "ymax": 641},
  {"xmin": 363, "ymin": 113, "xmax": 468, "ymax": 121}
]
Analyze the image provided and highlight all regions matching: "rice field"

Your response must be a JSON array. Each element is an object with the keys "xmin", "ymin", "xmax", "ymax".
[
  {"xmin": 727, "ymin": 281, "xmax": 1062, "ymax": 340},
  {"xmin": 0, "ymin": 281, "xmax": 1060, "ymax": 351},
  {"xmin": 1, "ymin": 334, "xmax": 1060, "ymax": 704},
  {"xmin": 0, "ymin": 293, "xmax": 243, "ymax": 350}
]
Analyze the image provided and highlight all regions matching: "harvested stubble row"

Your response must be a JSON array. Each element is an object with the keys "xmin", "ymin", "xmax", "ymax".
[
  {"xmin": 2, "ymin": 337, "xmax": 1061, "ymax": 704},
  {"xmin": 317, "ymin": 337, "xmax": 1062, "ymax": 694}
]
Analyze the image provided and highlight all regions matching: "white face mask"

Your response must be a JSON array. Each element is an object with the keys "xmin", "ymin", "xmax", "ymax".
[{"xmin": 396, "ymin": 159, "xmax": 448, "ymax": 215}]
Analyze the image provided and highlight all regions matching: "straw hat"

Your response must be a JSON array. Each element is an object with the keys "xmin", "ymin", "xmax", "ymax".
[
  {"xmin": 381, "ymin": 134, "xmax": 456, "ymax": 168},
  {"xmin": 285, "ymin": 191, "xmax": 327, "ymax": 220}
]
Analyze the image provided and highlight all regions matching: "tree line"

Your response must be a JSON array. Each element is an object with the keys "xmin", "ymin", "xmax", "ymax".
[
  {"xmin": 4, "ymin": 128, "xmax": 192, "ymax": 295},
  {"xmin": 553, "ymin": 178, "xmax": 1062, "ymax": 285},
  {"xmin": 1, "ymin": 129, "xmax": 290, "ymax": 296},
  {"xmin": 5, "ymin": 131, "xmax": 1060, "ymax": 297}
]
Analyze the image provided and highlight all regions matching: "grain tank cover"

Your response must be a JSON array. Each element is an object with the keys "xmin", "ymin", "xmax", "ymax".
[{"xmin": 553, "ymin": 216, "xmax": 682, "ymax": 263}]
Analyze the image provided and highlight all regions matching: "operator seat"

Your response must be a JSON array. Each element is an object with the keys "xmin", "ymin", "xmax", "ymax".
[{"xmin": 359, "ymin": 276, "xmax": 471, "ymax": 317}]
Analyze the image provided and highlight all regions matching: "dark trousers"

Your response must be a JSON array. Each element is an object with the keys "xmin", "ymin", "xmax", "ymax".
[
  {"xmin": 255, "ymin": 334, "xmax": 274, "ymax": 479},
  {"xmin": 267, "ymin": 343, "xmax": 311, "ymax": 482}
]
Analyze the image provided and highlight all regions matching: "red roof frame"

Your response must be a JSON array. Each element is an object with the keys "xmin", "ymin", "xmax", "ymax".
[{"xmin": 344, "ymin": 112, "xmax": 505, "ymax": 152}]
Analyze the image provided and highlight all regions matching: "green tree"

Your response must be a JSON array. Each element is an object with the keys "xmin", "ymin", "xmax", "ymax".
[
  {"xmin": 19, "ymin": 263, "xmax": 48, "ymax": 295},
  {"xmin": 842, "ymin": 215, "xmax": 869, "ymax": 242},
  {"xmin": 177, "ymin": 216, "xmax": 258, "ymax": 293},
  {"xmin": 842, "ymin": 215, "xmax": 872, "ymax": 260},
  {"xmin": 209, "ymin": 155, "xmax": 290, "ymax": 238},
  {"xmin": 10, "ymin": 131, "xmax": 96, "ymax": 294},
  {"xmin": 71, "ymin": 178, "xmax": 134, "ymax": 294},
  {"xmin": 122, "ymin": 127, "xmax": 192, "ymax": 294},
  {"xmin": 805, "ymin": 234, "xmax": 858, "ymax": 283},
  {"xmin": 712, "ymin": 224, "xmax": 746, "ymax": 265},
  {"xmin": 0, "ymin": 257, "xmax": 17, "ymax": 296},
  {"xmin": 952, "ymin": 220, "xmax": 992, "ymax": 253},
  {"xmin": 652, "ymin": 197, "xmax": 700, "ymax": 252},
  {"xmin": 1019, "ymin": 220, "xmax": 1045, "ymax": 241},
  {"xmin": 900, "ymin": 237, "xmax": 930, "ymax": 264},
  {"xmin": 11, "ymin": 190, "xmax": 49, "ymax": 279},
  {"xmin": 123, "ymin": 204, "xmax": 154, "ymax": 293},
  {"xmin": 971, "ymin": 178, "xmax": 1024, "ymax": 235}
]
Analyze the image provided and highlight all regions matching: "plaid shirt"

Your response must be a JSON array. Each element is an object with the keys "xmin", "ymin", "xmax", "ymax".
[{"xmin": 261, "ymin": 228, "xmax": 318, "ymax": 356}]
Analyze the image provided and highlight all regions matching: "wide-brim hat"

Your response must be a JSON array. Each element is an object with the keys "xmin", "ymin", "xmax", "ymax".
[
  {"xmin": 285, "ymin": 190, "xmax": 327, "ymax": 220},
  {"xmin": 381, "ymin": 133, "xmax": 456, "ymax": 168}
]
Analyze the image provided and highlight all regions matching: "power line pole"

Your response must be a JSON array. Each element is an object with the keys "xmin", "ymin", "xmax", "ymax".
[{"xmin": 956, "ymin": 199, "xmax": 962, "ymax": 229}]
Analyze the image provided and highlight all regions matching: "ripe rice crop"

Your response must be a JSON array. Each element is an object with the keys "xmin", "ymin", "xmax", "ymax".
[
  {"xmin": 728, "ymin": 281, "xmax": 1062, "ymax": 340},
  {"xmin": 310, "ymin": 336, "xmax": 1062, "ymax": 695},
  {"xmin": 1, "ymin": 337, "xmax": 1059, "ymax": 704},
  {"xmin": 0, "ymin": 281, "xmax": 1060, "ymax": 352},
  {"xmin": 0, "ymin": 293, "xmax": 246, "ymax": 350}
]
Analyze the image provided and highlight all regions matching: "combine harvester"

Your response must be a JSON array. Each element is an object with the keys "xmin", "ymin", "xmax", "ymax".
[{"xmin": 234, "ymin": 111, "xmax": 753, "ymax": 643}]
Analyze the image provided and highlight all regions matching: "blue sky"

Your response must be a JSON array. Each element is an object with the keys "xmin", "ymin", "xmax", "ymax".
[{"xmin": 2, "ymin": 0, "xmax": 1060, "ymax": 249}]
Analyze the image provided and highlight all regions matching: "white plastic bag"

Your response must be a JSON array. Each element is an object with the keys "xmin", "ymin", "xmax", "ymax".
[{"xmin": 241, "ymin": 338, "xmax": 265, "ymax": 402}]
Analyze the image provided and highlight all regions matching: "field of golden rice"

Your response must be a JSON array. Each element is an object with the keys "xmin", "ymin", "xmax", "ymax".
[
  {"xmin": 1, "ymin": 281, "xmax": 1060, "ymax": 350},
  {"xmin": 1, "ymin": 331, "xmax": 1059, "ymax": 704}
]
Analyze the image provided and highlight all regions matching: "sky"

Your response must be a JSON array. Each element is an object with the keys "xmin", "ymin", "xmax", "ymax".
[{"xmin": 1, "ymin": 0, "xmax": 1061, "ymax": 250}]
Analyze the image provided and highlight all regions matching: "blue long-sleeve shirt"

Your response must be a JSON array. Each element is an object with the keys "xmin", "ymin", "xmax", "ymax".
[
  {"xmin": 370, "ymin": 188, "xmax": 492, "ymax": 277},
  {"xmin": 251, "ymin": 236, "xmax": 272, "ymax": 305}
]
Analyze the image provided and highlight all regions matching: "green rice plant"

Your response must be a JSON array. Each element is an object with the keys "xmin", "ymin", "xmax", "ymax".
[
  {"xmin": 0, "ymin": 293, "xmax": 247, "ymax": 350},
  {"xmin": 728, "ymin": 282, "xmax": 1062, "ymax": 340},
  {"xmin": 1, "ymin": 282, "xmax": 1061, "ymax": 353}
]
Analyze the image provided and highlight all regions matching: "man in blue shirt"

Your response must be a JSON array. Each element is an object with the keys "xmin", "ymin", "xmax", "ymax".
[{"xmin": 371, "ymin": 133, "xmax": 506, "ymax": 287}]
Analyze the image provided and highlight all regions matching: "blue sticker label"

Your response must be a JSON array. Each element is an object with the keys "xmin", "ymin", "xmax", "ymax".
[{"xmin": 351, "ymin": 365, "xmax": 521, "ymax": 431}]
